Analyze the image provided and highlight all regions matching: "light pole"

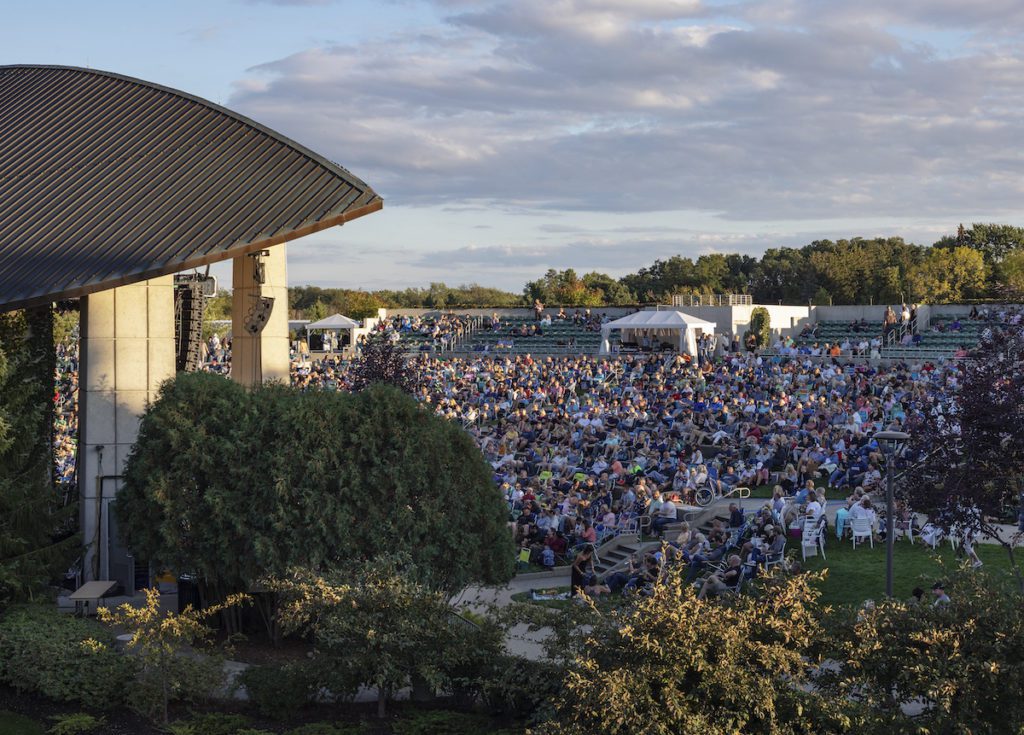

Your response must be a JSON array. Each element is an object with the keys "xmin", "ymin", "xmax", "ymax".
[{"xmin": 875, "ymin": 430, "xmax": 910, "ymax": 598}]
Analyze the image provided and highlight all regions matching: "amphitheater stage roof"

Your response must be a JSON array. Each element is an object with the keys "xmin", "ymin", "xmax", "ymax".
[{"xmin": 0, "ymin": 64, "xmax": 381, "ymax": 310}]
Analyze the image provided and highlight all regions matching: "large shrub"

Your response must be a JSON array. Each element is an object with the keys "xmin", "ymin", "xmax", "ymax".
[
  {"xmin": 819, "ymin": 570, "xmax": 1024, "ymax": 734},
  {"xmin": 0, "ymin": 308, "xmax": 78, "ymax": 604},
  {"xmin": 0, "ymin": 607, "xmax": 134, "ymax": 707},
  {"xmin": 549, "ymin": 568, "xmax": 851, "ymax": 735},
  {"xmin": 272, "ymin": 559, "xmax": 473, "ymax": 718},
  {"xmin": 744, "ymin": 306, "xmax": 771, "ymax": 349},
  {"xmin": 237, "ymin": 662, "xmax": 318, "ymax": 720},
  {"xmin": 115, "ymin": 375, "xmax": 513, "ymax": 604}
]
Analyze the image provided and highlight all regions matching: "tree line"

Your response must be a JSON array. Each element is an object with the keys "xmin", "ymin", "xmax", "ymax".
[{"xmin": 283, "ymin": 223, "xmax": 1024, "ymax": 317}]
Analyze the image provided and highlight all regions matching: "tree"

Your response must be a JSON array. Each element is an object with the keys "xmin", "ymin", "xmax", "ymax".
[
  {"xmin": 902, "ymin": 327, "xmax": 1024, "ymax": 592},
  {"xmin": 693, "ymin": 253, "xmax": 729, "ymax": 293},
  {"xmin": 906, "ymin": 246, "xmax": 986, "ymax": 303},
  {"xmin": 271, "ymin": 558, "xmax": 503, "ymax": 718},
  {"xmin": 935, "ymin": 222, "xmax": 1024, "ymax": 265},
  {"xmin": 305, "ymin": 299, "xmax": 328, "ymax": 322},
  {"xmin": 0, "ymin": 308, "xmax": 77, "ymax": 605},
  {"xmin": 581, "ymin": 272, "xmax": 633, "ymax": 305},
  {"xmin": 996, "ymin": 248, "xmax": 1024, "ymax": 299},
  {"xmin": 751, "ymin": 247, "xmax": 818, "ymax": 304},
  {"xmin": 551, "ymin": 567, "xmax": 852, "ymax": 734},
  {"xmin": 115, "ymin": 375, "xmax": 514, "ymax": 618},
  {"xmin": 350, "ymin": 332, "xmax": 422, "ymax": 394},
  {"xmin": 99, "ymin": 588, "xmax": 249, "ymax": 723},
  {"xmin": 340, "ymin": 290, "xmax": 382, "ymax": 320},
  {"xmin": 820, "ymin": 571, "xmax": 1024, "ymax": 734}
]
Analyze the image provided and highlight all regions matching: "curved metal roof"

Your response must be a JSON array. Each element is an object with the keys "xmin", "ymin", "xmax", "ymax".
[{"xmin": 0, "ymin": 64, "xmax": 382, "ymax": 310}]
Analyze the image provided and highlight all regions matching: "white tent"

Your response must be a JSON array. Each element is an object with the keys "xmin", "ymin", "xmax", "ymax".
[
  {"xmin": 600, "ymin": 310, "xmax": 716, "ymax": 356},
  {"xmin": 305, "ymin": 313, "xmax": 359, "ymax": 331},
  {"xmin": 305, "ymin": 313, "xmax": 360, "ymax": 352}
]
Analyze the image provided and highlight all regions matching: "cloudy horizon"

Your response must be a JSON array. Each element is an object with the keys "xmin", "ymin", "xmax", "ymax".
[{"xmin": 5, "ymin": 0, "xmax": 1024, "ymax": 291}]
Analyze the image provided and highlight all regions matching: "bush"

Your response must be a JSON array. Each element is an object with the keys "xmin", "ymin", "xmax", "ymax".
[
  {"xmin": 745, "ymin": 306, "xmax": 771, "ymax": 349},
  {"xmin": 238, "ymin": 662, "xmax": 318, "ymax": 719},
  {"xmin": 391, "ymin": 711, "xmax": 493, "ymax": 735},
  {"xmin": 285, "ymin": 724, "xmax": 366, "ymax": 735},
  {"xmin": 0, "ymin": 607, "xmax": 135, "ymax": 708},
  {"xmin": 47, "ymin": 713, "xmax": 105, "ymax": 735},
  {"xmin": 165, "ymin": 713, "xmax": 252, "ymax": 735},
  {"xmin": 477, "ymin": 655, "xmax": 562, "ymax": 723}
]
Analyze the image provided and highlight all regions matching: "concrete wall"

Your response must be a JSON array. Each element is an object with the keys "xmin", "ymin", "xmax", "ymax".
[
  {"xmin": 79, "ymin": 276, "xmax": 176, "ymax": 587},
  {"xmin": 381, "ymin": 306, "xmax": 640, "ymax": 319},
  {"xmin": 232, "ymin": 244, "xmax": 290, "ymax": 385},
  {"xmin": 678, "ymin": 305, "xmax": 812, "ymax": 340},
  {"xmin": 812, "ymin": 305, "xmax": 893, "ymax": 322}
]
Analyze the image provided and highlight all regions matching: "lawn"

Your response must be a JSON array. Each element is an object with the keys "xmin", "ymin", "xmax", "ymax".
[
  {"xmin": 512, "ymin": 538, "xmax": 1019, "ymax": 610},
  {"xmin": 799, "ymin": 535, "xmax": 1016, "ymax": 607},
  {"xmin": 0, "ymin": 712, "xmax": 43, "ymax": 735}
]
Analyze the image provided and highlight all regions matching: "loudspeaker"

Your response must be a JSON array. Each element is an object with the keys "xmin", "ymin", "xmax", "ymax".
[
  {"xmin": 173, "ymin": 282, "xmax": 206, "ymax": 372},
  {"xmin": 243, "ymin": 296, "xmax": 275, "ymax": 335}
]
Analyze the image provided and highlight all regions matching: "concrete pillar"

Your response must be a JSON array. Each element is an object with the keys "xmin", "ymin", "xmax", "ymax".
[
  {"xmin": 231, "ymin": 244, "xmax": 289, "ymax": 386},
  {"xmin": 79, "ymin": 276, "xmax": 176, "ymax": 586}
]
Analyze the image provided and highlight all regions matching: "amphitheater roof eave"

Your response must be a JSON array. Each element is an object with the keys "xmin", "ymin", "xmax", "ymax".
[{"xmin": 0, "ymin": 64, "xmax": 382, "ymax": 311}]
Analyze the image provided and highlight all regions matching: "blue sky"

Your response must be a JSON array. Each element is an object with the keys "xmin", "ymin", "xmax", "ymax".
[{"xmin": 4, "ymin": 0, "xmax": 1024, "ymax": 293}]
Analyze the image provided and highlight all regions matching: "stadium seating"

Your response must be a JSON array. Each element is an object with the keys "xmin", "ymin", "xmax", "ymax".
[{"xmin": 457, "ymin": 316, "xmax": 603, "ymax": 355}]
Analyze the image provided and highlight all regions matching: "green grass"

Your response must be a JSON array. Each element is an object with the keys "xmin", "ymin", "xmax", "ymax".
[
  {"xmin": 0, "ymin": 712, "xmax": 44, "ymax": 735},
  {"xmin": 800, "ymin": 535, "xmax": 1016, "ymax": 607},
  {"xmin": 512, "ymin": 539, "xmax": 1019, "ymax": 610}
]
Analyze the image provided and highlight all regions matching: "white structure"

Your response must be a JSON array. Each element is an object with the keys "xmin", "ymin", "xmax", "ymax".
[
  {"xmin": 306, "ymin": 313, "xmax": 360, "ymax": 352},
  {"xmin": 600, "ymin": 309, "xmax": 716, "ymax": 356}
]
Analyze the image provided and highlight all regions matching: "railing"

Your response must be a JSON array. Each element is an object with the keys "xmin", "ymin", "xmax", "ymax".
[
  {"xmin": 885, "ymin": 316, "xmax": 917, "ymax": 347},
  {"xmin": 673, "ymin": 293, "xmax": 752, "ymax": 308},
  {"xmin": 723, "ymin": 485, "xmax": 751, "ymax": 500}
]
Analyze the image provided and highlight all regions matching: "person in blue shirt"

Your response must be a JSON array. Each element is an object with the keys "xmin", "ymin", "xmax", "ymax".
[{"xmin": 794, "ymin": 480, "xmax": 814, "ymax": 506}]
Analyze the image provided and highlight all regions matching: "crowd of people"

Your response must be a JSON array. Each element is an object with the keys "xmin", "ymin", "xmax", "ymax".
[
  {"xmin": 56, "ymin": 308, "xmax": 1007, "ymax": 590},
  {"xmin": 53, "ymin": 334, "xmax": 79, "ymax": 497},
  {"xmin": 284, "ymin": 346, "xmax": 961, "ymax": 595},
  {"xmin": 376, "ymin": 313, "xmax": 475, "ymax": 352}
]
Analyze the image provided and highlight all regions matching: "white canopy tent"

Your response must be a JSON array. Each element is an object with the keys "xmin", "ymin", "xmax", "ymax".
[
  {"xmin": 600, "ymin": 309, "xmax": 716, "ymax": 356},
  {"xmin": 305, "ymin": 313, "xmax": 360, "ymax": 352}
]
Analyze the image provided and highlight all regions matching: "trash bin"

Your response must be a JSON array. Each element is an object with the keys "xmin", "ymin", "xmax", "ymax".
[{"xmin": 177, "ymin": 574, "xmax": 202, "ymax": 614}]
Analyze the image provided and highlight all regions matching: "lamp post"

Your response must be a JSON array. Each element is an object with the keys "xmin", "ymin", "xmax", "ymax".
[{"xmin": 874, "ymin": 430, "xmax": 910, "ymax": 598}]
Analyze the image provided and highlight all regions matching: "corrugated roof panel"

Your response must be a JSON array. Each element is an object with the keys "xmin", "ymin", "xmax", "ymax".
[{"xmin": 0, "ymin": 64, "xmax": 382, "ymax": 309}]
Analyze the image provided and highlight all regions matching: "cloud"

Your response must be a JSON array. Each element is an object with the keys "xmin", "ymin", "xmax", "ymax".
[{"xmin": 227, "ymin": 0, "xmax": 1024, "ymax": 223}]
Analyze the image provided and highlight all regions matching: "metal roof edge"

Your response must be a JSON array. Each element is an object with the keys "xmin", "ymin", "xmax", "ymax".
[
  {"xmin": 0, "ymin": 64, "xmax": 380, "ymax": 205},
  {"xmin": 0, "ymin": 198, "xmax": 383, "ymax": 312}
]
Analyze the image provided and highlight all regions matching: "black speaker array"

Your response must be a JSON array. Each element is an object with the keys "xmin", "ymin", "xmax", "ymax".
[{"xmin": 173, "ymin": 282, "xmax": 207, "ymax": 372}]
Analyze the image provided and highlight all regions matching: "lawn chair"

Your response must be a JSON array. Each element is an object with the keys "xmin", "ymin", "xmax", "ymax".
[
  {"xmin": 919, "ymin": 522, "xmax": 943, "ymax": 550},
  {"xmin": 851, "ymin": 517, "xmax": 874, "ymax": 549},
  {"xmin": 801, "ymin": 519, "xmax": 826, "ymax": 561},
  {"xmin": 895, "ymin": 517, "xmax": 915, "ymax": 544},
  {"xmin": 764, "ymin": 539, "xmax": 785, "ymax": 571}
]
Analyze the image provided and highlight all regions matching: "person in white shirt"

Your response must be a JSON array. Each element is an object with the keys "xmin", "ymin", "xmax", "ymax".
[
  {"xmin": 804, "ymin": 490, "xmax": 825, "ymax": 521},
  {"xmin": 849, "ymin": 497, "xmax": 876, "ymax": 528}
]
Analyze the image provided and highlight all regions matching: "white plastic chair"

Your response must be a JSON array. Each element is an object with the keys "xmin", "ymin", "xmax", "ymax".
[
  {"xmin": 851, "ymin": 517, "xmax": 873, "ymax": 549},
  {"xmin": 802, "ymin": 519, "xmax": 826, "ymax": 561},
  {"xmin": 919, "ymin": 523, "xmax": 943, "ymax": 550}
]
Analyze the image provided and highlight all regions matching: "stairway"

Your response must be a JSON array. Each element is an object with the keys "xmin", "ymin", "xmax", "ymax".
[{"xmin": 593, "ymin": 535, "xmax": 658, "ymax": 577}]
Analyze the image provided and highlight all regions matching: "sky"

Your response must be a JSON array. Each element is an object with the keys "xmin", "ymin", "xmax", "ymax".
[{"xmin": 4, "ymin": 0, "xmax": 1024, "ymax": 293}]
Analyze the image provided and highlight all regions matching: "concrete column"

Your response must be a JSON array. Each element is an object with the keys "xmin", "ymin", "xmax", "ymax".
[
  {"xmin": 79, "ymin": 276, "xmax": 176, "ymax": 586},
  {"xmin": 231, "ymin": 244, "xmax": 289, "ymax": 386}
]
